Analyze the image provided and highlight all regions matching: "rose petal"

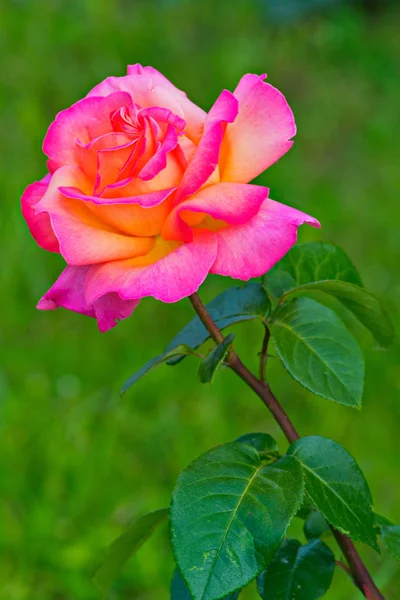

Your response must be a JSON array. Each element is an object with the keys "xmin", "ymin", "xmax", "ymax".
[
  {"xmin": 127, "ymin": 64, "xmax": 206, "ymax": 142},
  {"xmin": 93, "ymin": 292, "xmax": 139, "ymax": 332},
  {"xmin": 21, "ymin": 174, "xmax": 60, "ymax": 252},
  {"xmin": 76, "ymin": 132, "xmax": 139, "ymax": 189},
  {"xmin": 100, "ymin": 147, "xmax": 184, "ymax": 198},
  {"xmin": 37, "ymin": 266, "xmax": 139, "ymax": 332},
  {"xmin": 162, "ymin": 182, "xmax": 269, "ymax": 242},
  {"xmin": 85, "ymin": 231, "xmax": 218, "ymax": 305},
  {"xmin": 138, "ymin": 105, "xmax": 186, "ymax": 131},
  {"xmin": 220, "ymin": 74, "xmax": 296, "ymax": 183},
  {"xmin": 177, "ymin": 136, "xmax": 197, "ymax": 165},
  {"xmin": 60, "ymin": 184, "xmax": 175, "ymax": 207},
  {"xmin": 36, "ymin": 166, "xmax": 156, "ymax": 265},
  {"xmin": 87, "ymin": 73, "xmax": 186, "ymax": 123},
  {"xmin": 210, "ymin": 198, "xmax": 320, "ymax": 279},
  {"xmin": 43, "ymin": 92, "xmax": 132, "ymax": 169},
  {"xmin": 85, "ymin": 196, "xmax": 175, "ymax": 238},
  {"xmin": 175, "ymin": 90, "xmax": 239, "ymax": 202},
  {"xmin": 137, "ymin": 123, "xmax": 179, "ymax": 181}
]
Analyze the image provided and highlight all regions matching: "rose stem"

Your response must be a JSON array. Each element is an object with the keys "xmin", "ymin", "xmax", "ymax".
[{"xmin": 188, "ymin": 291, "xmax": 385, "ymax": 600}]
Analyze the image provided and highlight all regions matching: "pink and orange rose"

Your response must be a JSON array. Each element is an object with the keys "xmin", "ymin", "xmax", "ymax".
[{"xmin": 22, "ymin": 64, "xmax": 319, "ymax": 331}]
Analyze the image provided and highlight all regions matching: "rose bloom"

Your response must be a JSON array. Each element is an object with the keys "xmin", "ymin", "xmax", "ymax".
[{"xmin": 21, "ymin": 64, "xmax": 319, "ymax": 331}]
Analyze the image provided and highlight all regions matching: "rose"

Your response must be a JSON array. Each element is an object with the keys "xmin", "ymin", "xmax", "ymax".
[{"xmin": 21, "ymin": 64, "xmax": 319, "ymax": 332}]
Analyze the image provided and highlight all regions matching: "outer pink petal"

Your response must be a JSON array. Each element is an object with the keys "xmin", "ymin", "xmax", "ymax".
[
  {"xmin": 220, "ymin": 74, "xmax": 296, "ymax": 183},
  {"xmin": 43, "ymin": 92, "xmax": 132, "ymax": 168},
  {"xmin": 127, "ymin": 64, "xmax": 206, "ymax": 142},
  {"xmin": 36, "ymin": 166, "xmax": 155, "ymax": 265},
  {"xmin": 37, "ymin": 266, "xmax": 139, "ymax": 332},
  {"xmin": 211, "ymin": 199, "xmax": 320, "ymax": 279},
  {"xmin": 175, "ymin": 90, "xmax": 239, "ymax": 202},
  {"xmin": 87, "ymin": 74, "xmax": 158, "ymax": 105},
  {"xmin": 162, "ymin": 182, "xmax": 269, "ymax": 243},
  {"xmin": 21, "ymin": 175, "xmax": 60, "ymax": 253},
  {"xmin": 85, "ymin": 231, "xmax": 218, "ymax": 305},
  {"xmin": 93, "ymin": 292, "xmax": 139, "ymax": 332}
]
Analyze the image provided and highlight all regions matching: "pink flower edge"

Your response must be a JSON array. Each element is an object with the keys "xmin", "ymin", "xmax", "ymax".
[
  {"xmin": 211, "ymin": 198, "xmax": 320, "ymax": 279},
  {"xmin": 37, "ymin": 266, "xmax": 139, "ymax": 333},
  {"xmin": 37, "ymin": 198, "xmax": 319, "ymax": 332}
]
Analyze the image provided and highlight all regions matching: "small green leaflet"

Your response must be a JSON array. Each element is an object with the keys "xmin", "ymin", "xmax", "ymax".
[
  {"xmin": 269, "ymin": 297, "xmax": 364, "ymax": 408},
  {"xmin": 265, "ymin": 242, "xmax": 394, "ymax": 348},
  {"xmin": 303, "ymin": 511, "xmax": 330, "ymax": 541},
  {"xmin": 171, "ymin": 569, "xmax": 240, "ymax": 599},
  {"xmin": 166, "ymin": 282, "xmax": 271, "ymax": 365},
  {"xmin": 235, "ymin": 432, "xmax": 278, "ymax": 454},
  {"xmin": 171, "ymin": 443, "xmax": 304, "ymax": 600},
  {"xmin": 121, "ymin": 345, "xmax": 197, "ymax": 396},
  {"xmin": 380, "ymin": 526, "xmax": 400, "ymax": 560},
  {"xmin": 257, "ymin": 538, "xmax": 334, "ymax": 600},
  {"xmin": 288, "ymin": 436, "xmax": 378, "ymax": 550},
  {"xmin": 93, "ymin": 508, "xmax": 169, "ymax": 596},
  {"xmin": 198, "ymin": 334, "xmax": 234, "ymax": 383}
]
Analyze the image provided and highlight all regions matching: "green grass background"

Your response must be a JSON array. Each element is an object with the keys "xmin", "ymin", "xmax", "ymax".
[{"xmin": 1, "ymin": 0, "xmax": 399, "ymax": 598}]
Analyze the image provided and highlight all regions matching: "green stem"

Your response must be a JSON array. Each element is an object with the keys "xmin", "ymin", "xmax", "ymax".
[{"xmin": 189, "ymin": 291, "xmax": 385, "ymax": 600}]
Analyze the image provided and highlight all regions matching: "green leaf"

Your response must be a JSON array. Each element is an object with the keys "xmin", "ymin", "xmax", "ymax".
[
  {"xmin": 287, "ymin": 281, "xmax": 394, "ymax": 349},
  {"xmin": 257, "ymin": 538, "xmax": 335, "ymax": 600},
  {"xmin": 121, "ymin": 345, "xmax": 197, "ymax": 396},
  {"xmin": 265, "ymin": 242, "xmax": 363, "ymax": 299},
  {"xmin": 304, "ymin": 511, "xmax": 330, "ymax": 541},
  {"xmin": 380, "ymin": 526, "xmax": 400, "ymax": 560},
  {"xmin": 93, "ymin": 508, "xmax": 169, "ymax": 596},
  {"xmin": 171, "ymin": 569, "xmax": 240, "ymax": 599},
  {"xmin": 171, "ymin": 443, "xmax": 304, "ymax": 600},
  {"xmin": 235, "ymin": 433, "xmax": 278, "ymax": 453},
  {"xmin": 288, "ymin": 436, "xmax": 378, "ymax": 550},
  {"xmin": 269, "ymin": 297, "xmax": 364, "ymax": 407},
  {"xmin": 166, "ymin": 282, "xmax": 271, "ymax": 365},
  {"xmin": 198, "ymin": 334, "xmax": 234, "ymax": 383},
  {"xmin": 265, "ymin": 242, "xmax": 394, "ymax": 348}
]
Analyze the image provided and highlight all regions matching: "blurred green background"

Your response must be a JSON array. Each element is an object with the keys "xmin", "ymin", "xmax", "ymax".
[{"xmin": 1, "ymin": 0, "xmax": 399, "ymax": 598}]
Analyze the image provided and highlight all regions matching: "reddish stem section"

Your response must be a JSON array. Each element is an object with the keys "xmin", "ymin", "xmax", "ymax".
[{"xmin": 189, "ymin": 292, "xmax": 385, "ymax": 600}]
